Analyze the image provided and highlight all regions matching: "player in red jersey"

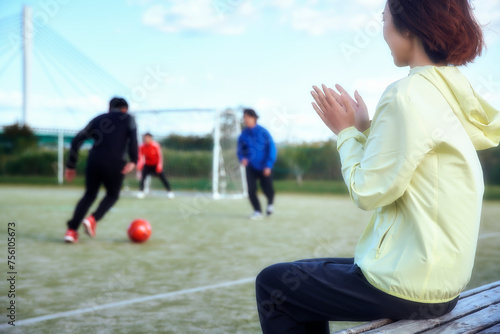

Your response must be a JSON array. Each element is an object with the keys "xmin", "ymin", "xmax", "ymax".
[{"xmin": 136, "ymin": 133, "xmax": 174, "ymax": 199}]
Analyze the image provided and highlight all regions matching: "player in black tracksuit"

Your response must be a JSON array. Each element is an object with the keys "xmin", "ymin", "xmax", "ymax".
[{"xmin": 64, "ymin": 97, "xmax": 138, "ymax": 243}]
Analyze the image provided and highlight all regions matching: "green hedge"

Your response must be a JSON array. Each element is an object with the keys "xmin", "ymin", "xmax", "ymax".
[
  {"xmin": 0, "ymin": 149, "xmax": 87, "ymax": 176},
  {"xmin": 163, "ymin": 149, "xmax": 212, "ymax": 177},
  {"xmin": 3, "ymin": 149, "xmax": 58, "ymax": 175},
  {"xmin": 478, "ymin": 146, "xmax": 500, "ymax": 185},
  {"xmin": 274, "ymin": 141, "xmax": 341, "ymax": 180},
  {"xmin": 1, "ymin": 142, "xmax": 500, "ymax": 186}
]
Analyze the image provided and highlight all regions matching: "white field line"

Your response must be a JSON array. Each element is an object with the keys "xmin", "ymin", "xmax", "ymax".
[{"xmin": 2, "ymin": 277, "xmax": 255, "ymax": 328}]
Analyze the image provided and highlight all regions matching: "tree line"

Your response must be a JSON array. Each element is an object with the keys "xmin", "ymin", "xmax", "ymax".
[{"xmin": 1, "ymin": 124, "xmax": 500, "ymax": 185}]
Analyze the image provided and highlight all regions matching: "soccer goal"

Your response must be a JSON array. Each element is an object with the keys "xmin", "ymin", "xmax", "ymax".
[{"xmin": 131, "ymin": 108, "xmax": 246, "ymax": 199}]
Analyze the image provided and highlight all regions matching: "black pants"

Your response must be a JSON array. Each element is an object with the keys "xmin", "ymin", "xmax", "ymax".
[
  {"xmin": 246, "ymin": 165, "xmax": 274, "ymax": 212},
  {"xmin": 67, "ymin": 159, "xmax": 124, "ymax": 230},
  {"xmin": 139, "ymin": 165, "xmax": 171, "ymax": 191},
  {"xmin": 256, "ymin": 258, "xmax": 458, "ymax": 334}
]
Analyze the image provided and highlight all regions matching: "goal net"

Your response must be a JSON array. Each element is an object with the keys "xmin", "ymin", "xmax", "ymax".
[{"xmin": 129, "ymin": 108, "xmax": 246, "ymax": 199}]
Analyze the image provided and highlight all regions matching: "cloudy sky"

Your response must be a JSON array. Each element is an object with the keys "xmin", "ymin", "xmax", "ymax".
[{"xmin": 1, "ymin": 0, "xmax": 499, "ymax": 142}]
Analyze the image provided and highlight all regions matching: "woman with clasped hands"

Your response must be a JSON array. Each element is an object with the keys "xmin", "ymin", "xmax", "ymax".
[{"xmin": 255, "ymin": 0, "xmax": 500, "ymax": 333}]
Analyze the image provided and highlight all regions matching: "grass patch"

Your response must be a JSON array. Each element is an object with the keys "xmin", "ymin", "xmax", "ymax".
[
  {"xmin": 0, "ymin": 175, "xmax": 64, "ymax": 185},
  {"xmin": 1, "ymin": 175, "xmax": 499, "ymax": 200},
  {"xmin": 274, "ymin": 179, "xmax": 349, "ymax": 195},
  {"xmin": 0, "ymin": 186, "xmax": 498, "ymax": 333}
]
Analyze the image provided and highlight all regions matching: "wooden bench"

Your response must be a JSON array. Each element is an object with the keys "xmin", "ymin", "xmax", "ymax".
[{"xmin": 335, "ymin": 280, "xmax": 500, "ymax": 334}]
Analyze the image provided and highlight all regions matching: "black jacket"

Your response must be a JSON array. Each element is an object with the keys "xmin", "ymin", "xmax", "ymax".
[{"xmin": 66, "ymin": 110, "xmax": 138, "ymax": 169}]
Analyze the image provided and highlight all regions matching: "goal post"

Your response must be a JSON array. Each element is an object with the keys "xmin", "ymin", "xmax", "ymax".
[{"xmin": 212, "ymin": 108, "xmax": 247, "ymax": 199}]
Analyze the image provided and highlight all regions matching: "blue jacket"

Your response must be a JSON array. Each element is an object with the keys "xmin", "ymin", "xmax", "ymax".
[{"xmin": 237, "ymin": 124, "xmax": 277, "ymax": 171}]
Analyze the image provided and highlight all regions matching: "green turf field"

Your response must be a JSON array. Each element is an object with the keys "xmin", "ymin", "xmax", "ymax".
[{"xmin": 1, "ymin": 185, "xmax": 499, "ymax": 333}]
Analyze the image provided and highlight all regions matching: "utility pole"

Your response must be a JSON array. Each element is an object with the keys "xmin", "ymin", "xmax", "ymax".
[{"xmin": 22, "ymin": 6, "xmax": 32, "ymax": 127}]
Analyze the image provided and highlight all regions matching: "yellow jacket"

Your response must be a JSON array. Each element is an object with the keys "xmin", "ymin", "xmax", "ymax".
[{"xmin": 337, "ymin": 66, "xmax": 500, "ymax": 303}]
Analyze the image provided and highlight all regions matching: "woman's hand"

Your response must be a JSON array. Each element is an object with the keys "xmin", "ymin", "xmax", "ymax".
[
  {"xmin": 311, "ymin": 84, "xmax": 356, "ymax": 135},
  {"xmin": 311, "ymin": 84, "xmax": 369, "ymax": 134},
  {"xmin": 334, "ymin": 85, "xmax": 370, "ymax": 132}
]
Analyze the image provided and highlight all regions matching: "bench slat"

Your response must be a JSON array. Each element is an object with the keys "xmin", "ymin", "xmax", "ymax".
[
  {"xmin": 421, "ymin": 303, "xmax": 500, "ymax": 334},
  {"xmin": 477, "ymin": 323, "xmax": 500, "ymax": 333},
  {"xmin": 356, "ymin": 286, "xmax": 500, "ymax": 334},
  {"xmin": 334, "ymin": 281, "xmax": 500, "ymax": 334},
  {"xmin": 459, "ymin": 281, "xmax": 500, "ymax": 299},
  {"xmin": 333, "ymin": 319, "xmax": 392, "ymax": 334}
]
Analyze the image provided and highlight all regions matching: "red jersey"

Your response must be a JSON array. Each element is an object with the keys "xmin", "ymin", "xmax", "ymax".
[{"xmin": 137, "ymin": 141, "xmax": 163, "ymax": 172}]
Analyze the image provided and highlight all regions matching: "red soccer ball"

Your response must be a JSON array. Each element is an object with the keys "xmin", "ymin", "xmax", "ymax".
[{"xmin": 127, "ymin": 219, "xmax": 152, "ymax": 243}]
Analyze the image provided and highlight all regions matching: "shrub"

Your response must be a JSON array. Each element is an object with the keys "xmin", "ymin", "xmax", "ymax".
[
  {"xmin": 0, "ymin": 123, "xmax": 38, "ymax": 154},
  {"xmin": 163, "ymin": 149, "xmax": 212, "ymax": 177},
  {"xmin": 4, "ymin": 149, "xmax": 58, "ymax": 175}
]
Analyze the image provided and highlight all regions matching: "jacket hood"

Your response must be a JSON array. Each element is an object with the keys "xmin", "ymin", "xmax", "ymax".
[{"xmin": 412, "ymin": 66, "xmax": 500, "ymax": 150}]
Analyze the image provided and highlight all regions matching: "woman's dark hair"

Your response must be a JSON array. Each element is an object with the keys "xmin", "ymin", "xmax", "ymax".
[{"xmin": 387, "ymin": 0, "xmax": 484, "ymax": 66}]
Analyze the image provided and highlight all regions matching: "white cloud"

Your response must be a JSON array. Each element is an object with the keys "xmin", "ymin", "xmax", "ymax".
[
  {"xmin": 474, "ymin": 0, "xmax": 500, "ymax": 24},
  {"xmin": 27, "ymin": 94, "xmax": 106, "ymax": 111},
  {"xmin": 265, "ymin": 0, "xmax": 384, "ymax": 35},
  {"xmin": 0, "ymin": 90, "xmax": 109, "ymax": 129},
  {"xmin": 126, "ymin": 0, "xmax": 155, "ymax": 5},
  {"xmin": 474, "ymin": 0, "xmax": 500, "ymax": 43},
  {"xmin": 353, "ymin": 0, "xmax": 385, "ymax": 11},
  {"xmin": 0, "ymin": 90, "xmax": 22, "ymax": 108},
  {"xmin": 270, "ymin": 0, "xmax": 295, "ymax": 9},
  {"xmin": 141, "ymin": 0, "xmax": 249, "ymax": 35},
  {"xmin": 138, "ymin": 0, "xmax": 388, "ymax": 36},
  {"xmin": 288, "ymin": 7, "xmax": 343, "ymax": 35}
]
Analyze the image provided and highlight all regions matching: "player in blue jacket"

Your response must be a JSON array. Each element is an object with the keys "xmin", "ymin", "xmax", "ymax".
[{"xmin": 237, "ymin": 108, "xmax": 277, "ymax": 220}]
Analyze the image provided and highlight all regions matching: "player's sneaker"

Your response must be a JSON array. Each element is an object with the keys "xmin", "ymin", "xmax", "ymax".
[
  {"xmin": 136, "ymin": 191, "xmax": 145, "ymax": 199},
  {"xmin": 82, "ymin": 215, "xmax": 96, "ymax": 237},
  {"xmin": 266, "ymin": 204, "xmax": 274, "ymax": 216},
  {"xmin": 167, "ymin": 191, "xmax": 175, "ymax": 199},
  {"xmin": 64, "ymin": 229, "xmax": 78, "ymax": 243},
  {"xmin": 250, "ymin": 211, "xmax": 263, "ymax": 220}
]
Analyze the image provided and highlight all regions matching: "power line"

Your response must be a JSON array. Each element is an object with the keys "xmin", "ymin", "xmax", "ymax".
[
  {"xmin": 0, "ymin": 14, "xmax": 20, "ymax": 28},
  {"xmin": 35, "ymin": 29, "xmax": 105, "ymax": 97},
  {"xmin": 0, "ymin": 14, "xmax": 21, "ymax": 55},
  {"xmin": 32, "ymin": 46, "xmax": 81, "ymax": 124},
  {"xmin": 40, "ymin": 25, "xmax": 129, "ymax": 94},
  {"xmin": 0, "ymin": 47, "xmax": 21, "ymax": 78}
]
